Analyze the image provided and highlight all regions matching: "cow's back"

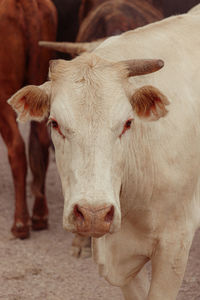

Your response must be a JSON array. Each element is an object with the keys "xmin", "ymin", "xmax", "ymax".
[
  {"xmin": 77, "ymin": 0, "xmax": 163, "ymax": 42},
  {"xmin": 148, "ymin": 0, "xmax": 200, "ymax": 17}
]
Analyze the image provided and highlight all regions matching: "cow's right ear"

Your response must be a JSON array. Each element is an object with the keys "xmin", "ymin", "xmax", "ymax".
[{"xmin": 8, "ymin": 82, "xmax": 51, "ymax": 122}]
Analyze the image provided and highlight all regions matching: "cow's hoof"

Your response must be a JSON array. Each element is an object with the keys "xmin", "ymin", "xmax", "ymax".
[
  {"xmin": 70, "ymin": 246, "xmax": 92, "ymax": 258},
  {"xmin": 31, "ymin": 215, "xmax": 48, "ymax": 231},
  {"xmin": 11, "ymin": 221, "xmax": 30, "ymax": 239}
]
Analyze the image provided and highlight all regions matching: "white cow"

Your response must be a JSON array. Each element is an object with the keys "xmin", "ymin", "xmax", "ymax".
[{"xmin": 8, "ymin": 5, "xmax": 200, "ymax": 299}]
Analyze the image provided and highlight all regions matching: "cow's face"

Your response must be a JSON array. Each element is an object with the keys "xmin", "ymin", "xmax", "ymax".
[{"xmin": 8, "ymin": 54, "xmax": 169, "ymax": 237}]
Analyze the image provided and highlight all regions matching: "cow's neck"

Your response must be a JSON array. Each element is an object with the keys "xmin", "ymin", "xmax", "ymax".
[{"xmin": 120, "ymin": 121, "xmax": 156, "ymax": 221}]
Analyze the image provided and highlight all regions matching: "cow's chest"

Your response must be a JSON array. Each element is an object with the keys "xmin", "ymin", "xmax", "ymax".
[{"xmin": 93, "ymin": 219, "xmax": 154, "ymax": 286}]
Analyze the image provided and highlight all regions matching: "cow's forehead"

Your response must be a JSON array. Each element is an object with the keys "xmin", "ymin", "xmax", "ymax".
[
  {"xmin": 50, "ymin": 53, "xmax": 124, "ymax": 95},
  {"xmin": 50, "ymin": 54, "xmax": 131, "ymax": 123},
  {"xmin": 51, "ymin": 53, "xmax": 112, "ymax": 77}
]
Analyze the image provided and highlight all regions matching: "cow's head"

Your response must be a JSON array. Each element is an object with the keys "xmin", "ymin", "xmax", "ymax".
[{"xmin": 8, "ymin": 54, "xmax": 169, "ymax": 237}]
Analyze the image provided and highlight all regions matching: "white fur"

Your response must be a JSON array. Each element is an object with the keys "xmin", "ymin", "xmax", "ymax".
[{"xmin": 8, "ymin": 5, "xmax": 200, "ymax": 299}]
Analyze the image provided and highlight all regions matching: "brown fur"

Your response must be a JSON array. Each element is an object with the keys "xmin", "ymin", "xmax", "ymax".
[
  {"xmin": 78, "ymin": 0, "xmax": 107, "ymax": 24},
  {"xmin": 77, "ymin": 0, "xmax": 163, "ymax": 42},
  {"xmin": 0, "ymin": 0, "xmax": 57, "ymax": 238},
  {"xmin": 147, "ymin": 0, "xmax": 200, "ymax": 17},
  {"xmin": 9, "ymin": 85, "xmax": 50, "ymax": 121},
  {"xmin": 131, "ymin": 85, "xmax": 170, "ymax": 121}
]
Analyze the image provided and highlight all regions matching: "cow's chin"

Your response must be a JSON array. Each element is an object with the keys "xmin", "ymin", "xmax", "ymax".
[{"xmin": 72, "ymin": 229, "xmax": 110, "ymax": 238}]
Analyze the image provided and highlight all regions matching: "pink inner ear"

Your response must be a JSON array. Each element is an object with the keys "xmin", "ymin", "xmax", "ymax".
[
  {"xmin": 151, "ymin": 97, "xmax": 164, "ymax": 117},
  {"xmin": 144, "ymin": 97, "xmax": 162, "ymax": 118},
  {"xmin": 19, "ymin": 95, "xmax": 44, "ymax": 117},
  {"xmin": 19, "ymin": 96, "xmax": 31, "ymax": 113},
  {"xmin": 19, "ymin": 96, "xmax": 27, "ymax": 108},
  {"xmin": 23, "ymin": 97, "xmax": 30, "ymax": 111}
]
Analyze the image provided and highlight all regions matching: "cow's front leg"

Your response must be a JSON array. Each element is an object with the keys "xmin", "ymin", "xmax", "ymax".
[
  {"xmin": 70, "ymin": 234, "xmax": 91, "ymax": 258},
  {"xmin": 0, "ymin": 100, "xmax": 29, "ymax": 239},
  {"xmin": 148, "ymin": 233, "xmax": 193, "ymax": 300},
  {"xmin": 121, "ymin": 266, "xmax": 150, "ymax": 300}
]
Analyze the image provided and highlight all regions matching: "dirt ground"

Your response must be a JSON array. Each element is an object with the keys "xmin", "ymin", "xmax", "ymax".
[{"xmin": 0, "ymin": 123, "xmax": 200, "ymax": 300}]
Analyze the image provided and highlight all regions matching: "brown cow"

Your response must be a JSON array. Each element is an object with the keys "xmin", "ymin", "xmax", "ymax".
[
  {"xmin": 0, "ymin": 0, "xmax": 57, "ymax": 238},
  {"xmin": 77, "ymin": 0, "xmax": 163, "ymax": 42},
  {"xmin": 41, "ymin": 0, "xmax": 163, "ymax": 55},
  {"xmin": 39, "ymin": 0, "xmax": 163, "ymax": 258},
  {"xmin": 147, "ymin": 0, "xmax": 200, "ymax": 17},
  {"xmin": 51, "ymin": 0, "xmax": 81, "ymax": 60}
]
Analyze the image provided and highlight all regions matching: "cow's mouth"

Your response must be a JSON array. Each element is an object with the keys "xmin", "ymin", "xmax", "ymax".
[{"xmin": 75, "ymin": 229, "xmax": 110, "ymax": 238}]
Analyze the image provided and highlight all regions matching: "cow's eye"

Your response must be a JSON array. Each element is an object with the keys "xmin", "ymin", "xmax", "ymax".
[
  {"xmin": 119, "ymin": 119, "xmax": 133, "ymax": 138},
  {"xmin": 125, "ymin": 120, "xmax": 132, "ymax": 129},
  {"xmin": 52, "ymin": 120, "xmax": 58, "ymax": 129},
  {"xmin": 48, "ymin": 118, "xmax": 65, "ymax": 139}
]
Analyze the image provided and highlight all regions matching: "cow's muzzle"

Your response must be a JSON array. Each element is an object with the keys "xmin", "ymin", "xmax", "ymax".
[{"xmin": 73, "ymin": 204, "xmax": 114, "ymax": 238}]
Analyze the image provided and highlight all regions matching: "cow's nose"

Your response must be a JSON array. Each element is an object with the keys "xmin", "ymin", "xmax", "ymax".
[{"xmin": 73, "ymin": 204, "xmax": 114, "ymax": 238}]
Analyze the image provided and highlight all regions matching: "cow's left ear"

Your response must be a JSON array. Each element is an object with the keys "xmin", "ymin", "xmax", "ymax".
[
  {"xmin": 8, "ymin": 82, "xmax": 51, "ymax": 122},
  {"xmin": 130, "ymin": 85, "xmax": 170, "ymax": 121}
]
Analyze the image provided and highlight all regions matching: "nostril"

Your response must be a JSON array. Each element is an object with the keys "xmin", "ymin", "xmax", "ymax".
[
  {"xmin": 73, "ymin": 205, "xmax": 84, "ymax": 221},
  {"xmin": 104, "ymin": 205, "xmax": 114, "ymax": 223}
]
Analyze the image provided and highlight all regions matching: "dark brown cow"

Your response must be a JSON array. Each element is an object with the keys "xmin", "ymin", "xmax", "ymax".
[
  {"xmin": 51, "ymin": 0, "xmax": 81, "ymax": 60},
  {"xmin": 148, "ymin": 0, "xmax": 200, "ymax": 17},
  {"xmin": 41, "ymin": 0, "xmax": 163, "ymax": 55},
  {"xmin": 77, "ymin": 0, "xmax": 163, "ymax": 42},
  {"xmin": 0, "ymin": 0, "xmax": 57, "ymax": 238},
  {"xmin": 78, "ymin": 0, "xmax": 109, "ymax": 24}
]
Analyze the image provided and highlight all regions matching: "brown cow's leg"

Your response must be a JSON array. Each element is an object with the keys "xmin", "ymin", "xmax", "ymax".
[
  {"xmin": 29, "ymin": 121, "xmax": 50, "ymax": 231},
  {"xmin": 0, "ymin": 104, "xmax": 29, "ymax": 239}
]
